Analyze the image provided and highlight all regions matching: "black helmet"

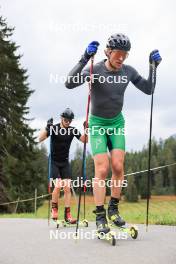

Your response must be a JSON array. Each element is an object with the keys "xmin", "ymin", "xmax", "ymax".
[
  {"xmin": 106, "ymin": 33, "xmax": 131, "ymax": 51},
  {"xmin": 61, "ymin": 108, "xmax": 74, "ymax": 120}
]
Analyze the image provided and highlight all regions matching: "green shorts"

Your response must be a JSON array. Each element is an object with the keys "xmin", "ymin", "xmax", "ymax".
[{"xmin": 89, "ymin": 112, "xmax": 125, "ymax": 156}]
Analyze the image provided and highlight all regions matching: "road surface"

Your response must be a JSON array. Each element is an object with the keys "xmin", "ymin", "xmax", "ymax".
[{"xmin": 0, "ymin": 219, "xmax": 176, "ymax": 264}]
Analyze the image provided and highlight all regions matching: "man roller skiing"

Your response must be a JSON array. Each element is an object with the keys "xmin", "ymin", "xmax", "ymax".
[
  {"xmin": 65, "ymin": 34, "xmax": 162, "ymax": 234},
  {"xmin": 39, "ymin": 108, "xmax": 87, "ymax": 224}
]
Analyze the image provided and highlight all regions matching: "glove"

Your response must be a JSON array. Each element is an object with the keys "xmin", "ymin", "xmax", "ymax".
[
  {"xmin": 83, "ymin": 120, "xmax": 88, "ymax": 129},
  {"xmin": 45, "ymin": 118, "xmax": 53, "ymax": 132},
  {"xmin": 149, "ymin": 50, "xmax": 162, "ymax": 67},
  {"xmin": 81, "ymin": 41, "xmax": 100, "ymax": 63},
  {"xmin": 86, "ymin": 41, "xmax": 100, "ymax": 56}
]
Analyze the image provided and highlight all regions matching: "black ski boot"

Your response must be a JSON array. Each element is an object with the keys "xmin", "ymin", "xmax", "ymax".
[
  {"xmin": 108, "ymin": 198, "xmax": 125, "ymax": 227},
  {"xmin": 93, "ymin": 208, "xmax": 110, "ymax": 234}
]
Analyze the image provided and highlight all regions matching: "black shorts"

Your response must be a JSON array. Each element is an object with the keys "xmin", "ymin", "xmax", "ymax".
[{"xmin": 51, "ymin": 161, "xmax": 71, "ymax": 180}]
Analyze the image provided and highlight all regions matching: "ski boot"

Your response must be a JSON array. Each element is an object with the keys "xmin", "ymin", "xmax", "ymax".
[
  {"xmin": 108, "ymin": 198, "xmax": 125, "ymax": 227},
  {"xmin": 51, "ymin": 202, "xmax": 58, "ymax": 221},
  {"xmin": 108, "ymin": 198, "xmax": 138, "ymax": 240},
  {"xmin": 64, "ymin": 207, "xmax": 77, "ymax": 224},
  {"xmin": 93, "ymin": 208, "xmax": 116, "ymax": 246},
  {"xmin": 93, "ymin": 208, "xmax": 110, "ymax": 234}
]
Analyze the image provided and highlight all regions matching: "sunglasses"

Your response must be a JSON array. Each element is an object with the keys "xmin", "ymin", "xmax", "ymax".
[
  {"xmin": 63, "ymin": 118, "xmax": 72, "ymax": 123},
  {"xmin": 111, "ymin": 50, "xmax": 129, "ymax": 60}
]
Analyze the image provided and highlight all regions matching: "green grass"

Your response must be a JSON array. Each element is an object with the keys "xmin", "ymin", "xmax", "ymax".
[{"xmin": 1, "ymin": 198, "xmax": 176, "ymax": 225}]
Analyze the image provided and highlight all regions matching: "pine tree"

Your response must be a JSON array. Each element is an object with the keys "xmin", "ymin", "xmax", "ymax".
[
  {"xmin": 125, "ymin": 175, "xmax": 138, "ymax": 202},
  {"xmin": 0, "ymin": 16, "xmax": 47, "ymax": 212}
]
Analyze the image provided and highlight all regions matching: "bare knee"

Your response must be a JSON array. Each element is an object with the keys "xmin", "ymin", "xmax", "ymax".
[
  {"xmin": 95, "ymin": 164, "xmax": 109, "ymax": 180},
  {"xmin": 111, "ymin": 150, "xmax": 125, "ymax": 177},
  {"xmin": 64, "ymin": 185, "xmax": 71, "ymax": 194},
  {"xmin": 112, "ymin": 161, "xmax": 124, "ymax": 176},
  {"xmin": 94, "ymin": 154, "xmax": 109, "ymax": 180},
  {"xmin": 53, "ymin": 186, "xmax": 60, "ymax": 194}
]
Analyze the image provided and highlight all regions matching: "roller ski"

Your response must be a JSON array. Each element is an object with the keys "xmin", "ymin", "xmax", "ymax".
[
  {"xmin": 108, "ymin": 199, "xmax": 138, "ymax": 240},
  {"xmin": 56, "ymin": 219, "xmax": 88, "ymax": 228},
  {"xmin": 52, "ymin": 207, "xmax": 88, "ymax": 228},
  {"xmin": 94, "ymin": 208, "xmax": 116, "ymax": 246}
]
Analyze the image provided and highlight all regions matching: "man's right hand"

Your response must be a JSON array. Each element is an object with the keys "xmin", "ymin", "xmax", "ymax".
[
  {"xmin": 81, "ymin": 41, "xmax": 100, "ymax": 63},
  {"xmin": 46, "ymin": 118, "xmax": 53, "ymax": 132},
  {"xmin": 39, "ymin": 118, "xmax": 53, "ymax": 143},
  {"xmin": 83, "ymin": 120, "xmax": 88, "ymax": 129}
]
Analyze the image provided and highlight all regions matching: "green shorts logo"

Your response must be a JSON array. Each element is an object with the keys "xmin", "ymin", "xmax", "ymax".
[{"xmin": 95, "ymin": 138, "xmax": 102, "ymax": 149}]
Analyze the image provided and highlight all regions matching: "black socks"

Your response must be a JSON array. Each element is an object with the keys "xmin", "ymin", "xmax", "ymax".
[
  {"xmin": 96, "ymin": 205, "xmax": 105, "ymax": 212},
  {"xmin": 110, "ymin": 197, "xmax": 119, "ymax": 204}
]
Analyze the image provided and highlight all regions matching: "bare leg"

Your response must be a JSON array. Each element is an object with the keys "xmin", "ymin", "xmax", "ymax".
[
  {"xmin": 63, "ymin": 179, "xmax": 71, "ymax": 207},
  {"xmin": 93, "ymin": 153, "xmax": 109, "ymax": 206},
  {"xmin": 108, "ymin": 149, "xmax": 126, "ymax": 226},
  {"xmin": 110, "ymin": 149, "xmax": 125, "ymax": 198},
  {"xmin": 52, "ymin": 178, "xmax": 62, "ymax": 204}
]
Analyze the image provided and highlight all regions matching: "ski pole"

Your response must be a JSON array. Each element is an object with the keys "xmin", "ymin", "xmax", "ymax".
[
  {"xmin": 146, "ymin": 62, "xmax": 156, "ymax": 231},
  {"xmin": 47, "ymin": 138, "xmax": 51, "ymax": 226},
  {"xmin": 75, "ymin": 56, "xmax": 94, "ymax": 238},
  {"xmin": 47, "ymin": 120, "xmax": 53, "ymax": 226},
  {"xmin": 83, "ymin": 56, "xmax": 94, "ymax": 218},
  {"xmin": 70, "ymin": 181, "xmax": 78, "ymax": 205}
]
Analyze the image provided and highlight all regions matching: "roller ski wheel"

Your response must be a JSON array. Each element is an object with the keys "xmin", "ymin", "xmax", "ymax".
[
  {"xmin": 81, "ymin": 219, "xmax": 88, "ymax": 227},
  {"xmin": 50, "ymin": 218, "xmax": 59, "ymax": 228},
  {"xmin": 56, "ymin": 220, "xmax": 64, "ymax": 228},
  {"xmin": 96, "ymin": 230, "xmax": 116, "ymax": 246},
  {"xmin": 129, "ymin": 225, "xmax": 138, "ymax": 239},
  {"xmin": 51, "ymin": 217, "xmax": 58, "ymax": 227},
  {"xmin": 119, "ymin": 225, "xmax": 138, "ymax": 240}
]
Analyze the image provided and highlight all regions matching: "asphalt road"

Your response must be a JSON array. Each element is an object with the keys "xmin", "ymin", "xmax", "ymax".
[{"xmin": 0, "ymin": 219, "xmax": 176, "ymax": 264}]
